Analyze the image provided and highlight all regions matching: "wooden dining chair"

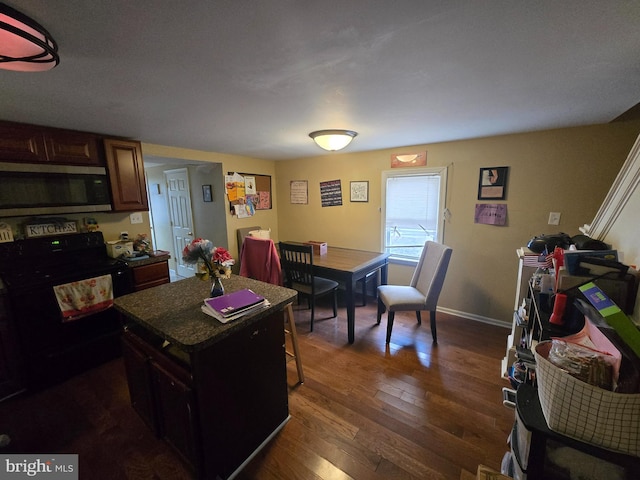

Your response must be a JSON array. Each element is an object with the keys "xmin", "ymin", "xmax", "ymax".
[
  {"xmin": 376, "ymin": 241, "xmax": 452, "ymax": 344},
  {"xmin": 278, "ymin": 242, "xmax": 338, "ymax": 332}
]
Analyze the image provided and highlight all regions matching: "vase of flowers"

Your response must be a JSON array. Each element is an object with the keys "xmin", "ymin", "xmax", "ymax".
[{"xmin": 181, "ymin": 238, "xmax": 235, "ymax": 298}]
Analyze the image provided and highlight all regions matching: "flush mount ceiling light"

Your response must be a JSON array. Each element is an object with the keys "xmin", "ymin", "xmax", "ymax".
[
  {"xmin": 309, "ymin": 130, "xmax": 358, "ymax": 151},
  {"xmin": 0, "ymin": 2, "xmax": 59, "ymax": 72}
]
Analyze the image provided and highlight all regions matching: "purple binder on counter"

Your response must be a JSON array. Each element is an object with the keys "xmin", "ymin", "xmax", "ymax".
[{"xmin": 203, "ymin": 289, "xmax": 265, "ymax": 317}]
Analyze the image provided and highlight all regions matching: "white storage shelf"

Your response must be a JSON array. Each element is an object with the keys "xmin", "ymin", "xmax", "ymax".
[{"xmin": 502, "ymin": 249, "xmax": 537, "ymax": 379}]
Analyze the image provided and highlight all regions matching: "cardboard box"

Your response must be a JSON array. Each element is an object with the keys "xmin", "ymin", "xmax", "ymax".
[
  {"xmin": 106, "ymin": 240, "xmax": 133, "ymax": 258},
  {"xmin": 305, "ymin": 241, "xmax": 327, "ymax": 255}
]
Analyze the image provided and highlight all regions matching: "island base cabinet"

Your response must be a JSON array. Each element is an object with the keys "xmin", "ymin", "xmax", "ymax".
[{"xmin": 121, "ymin": 310, "xmax": 289, "ymax": 479}]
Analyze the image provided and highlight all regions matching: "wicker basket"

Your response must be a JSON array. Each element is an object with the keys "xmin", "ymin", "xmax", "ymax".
[{"xmin": 534, "ymin": 341, "xmax": 640, "ymax": 457}]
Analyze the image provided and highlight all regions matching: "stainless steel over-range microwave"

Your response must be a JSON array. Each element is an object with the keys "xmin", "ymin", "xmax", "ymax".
[{"xmin": 0, "ymin": 162, "xmax": 112, "ymax": 217}]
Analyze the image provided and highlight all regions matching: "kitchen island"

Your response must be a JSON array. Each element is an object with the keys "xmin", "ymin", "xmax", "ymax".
[{"xmin": 114, "ymin": 275, "xmax": 297, "ymax": 479}]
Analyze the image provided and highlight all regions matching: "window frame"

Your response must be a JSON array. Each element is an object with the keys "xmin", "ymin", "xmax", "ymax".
[{"xmin": 381, "ymin": 166, "xmax": 448, "ymax": 265}]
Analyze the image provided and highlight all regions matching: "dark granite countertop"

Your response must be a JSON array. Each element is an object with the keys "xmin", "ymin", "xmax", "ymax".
[
  {"xmin": 124, "ymin": 253, "xmax": 171, "ymax": 268},
  {"xmin": 114, "ymin": 275, "xmax": 297, "ymax": 352}
]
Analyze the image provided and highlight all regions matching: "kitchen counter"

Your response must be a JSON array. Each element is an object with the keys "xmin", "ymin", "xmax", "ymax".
[
  {"xmin": 115, "ymin": 274, "xmax": 296, "ymax": 479},
  {"xmin": 122, "ymin": 252, "xmax": 170, "ymax": 268},
  {"xmin": 114, "ymin": 274, "xmax": 297, "ymax": 352}
]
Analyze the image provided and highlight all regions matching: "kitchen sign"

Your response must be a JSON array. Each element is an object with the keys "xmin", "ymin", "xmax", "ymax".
[{"xmin": 26, "ymin": 221, "xmax": 78, "ymax": 238}]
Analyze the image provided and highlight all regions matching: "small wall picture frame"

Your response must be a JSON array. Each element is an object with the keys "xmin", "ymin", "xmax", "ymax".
[
  {"xmin": 202, "ymin": 184, "xmax": 213, "ymax": 202},
  {"xmin": 391, "ymin": 151, "xmax": 427, "ymax": 168},
  {"xmin": 477, "ymin": 166, "xmax": 508, "ymax": 200},
  {"xmin": 350, "ymin": 181, "xmax": 369, "ymax": 202}
]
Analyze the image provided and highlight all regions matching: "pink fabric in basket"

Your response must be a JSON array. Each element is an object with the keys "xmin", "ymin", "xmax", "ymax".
[{"xmin": 555, "ymin": 316, "xmax": 622, "ymax": 382}]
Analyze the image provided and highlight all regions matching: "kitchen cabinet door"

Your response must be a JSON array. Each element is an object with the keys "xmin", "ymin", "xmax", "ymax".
[
  {"xmin": 43, "ymin": 130, "xmax": 104, "ymax": 165},
  {"xmin": 0, "ymin": 122, "xmax": 47, "ymax": 162},
  {"xmin": 151, "ymin": 360, "xmax": 201, "ymax": 467},
  {"xmin": 121, "ymin": 332, "xmax": 159, "ymax": 434},
  {"xmin": 104, "ymin": 138, "xmax": 149, "ymax": 212}
]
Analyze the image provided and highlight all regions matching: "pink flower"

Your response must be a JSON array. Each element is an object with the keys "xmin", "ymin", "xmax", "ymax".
[
  {"xmin": 212, "ymin": 247, "xmax": 234, "ymax": 267},
  {"xmin": 181, "ymin": 238, "xmax": 234, "ymax": 280}
]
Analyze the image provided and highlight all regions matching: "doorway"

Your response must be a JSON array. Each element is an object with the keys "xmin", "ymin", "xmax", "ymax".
[{"xmin": 145, "ymin": 158, "xmax": 228, "ymax": 281}]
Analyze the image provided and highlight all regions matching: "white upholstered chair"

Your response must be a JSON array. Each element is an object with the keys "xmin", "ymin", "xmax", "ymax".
[{"xmin": 376, "ymin": 241, "xmax": 452, "ymax": 344}]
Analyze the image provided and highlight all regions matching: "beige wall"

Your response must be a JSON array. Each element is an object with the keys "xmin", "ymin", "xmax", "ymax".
[{"xmin": 275, "ymin": 121, "xmax": 640, "ymax": 325}]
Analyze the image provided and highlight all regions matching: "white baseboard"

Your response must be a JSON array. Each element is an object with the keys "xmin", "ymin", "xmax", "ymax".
[
  {"xmin": 437, "ymin": 306, "xmax": 510, "ymax": 329},
  {"xmin": 227, "ymin": 415, "xmax": 291, "ymax": 480}
]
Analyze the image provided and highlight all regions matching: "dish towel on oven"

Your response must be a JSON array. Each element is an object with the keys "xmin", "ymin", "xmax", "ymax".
[{"xmin": 53, "ymin": 274, "xmax": 114, "ymax": 322}]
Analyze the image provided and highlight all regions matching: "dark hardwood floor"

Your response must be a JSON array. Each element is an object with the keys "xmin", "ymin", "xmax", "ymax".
[{"xmin": 1, "ymin": 296, "xmax": 514, "ymax": 480}]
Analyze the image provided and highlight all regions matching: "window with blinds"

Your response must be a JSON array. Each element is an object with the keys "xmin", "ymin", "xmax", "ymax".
[{"xmin": 381, "ymin": 167, "xmax": 447, "ymax": 261}]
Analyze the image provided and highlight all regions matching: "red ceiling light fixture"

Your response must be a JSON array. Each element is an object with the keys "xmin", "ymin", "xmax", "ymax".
[{"xmin": 0, "ymin": 2, "xmax": 59, "ymax": 72}]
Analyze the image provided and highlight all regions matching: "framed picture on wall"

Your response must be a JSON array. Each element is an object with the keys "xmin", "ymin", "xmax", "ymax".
[
  {"xmin": 350, "ymin": 181, "xmax": 369, "ymax": 202},
  {"xmin": 477, "ymin": 166, "xmax": 508, "ymax": 200},
  {"xmin": 391, "ymin": 151, "xmax": 427, "ymax": 168}
]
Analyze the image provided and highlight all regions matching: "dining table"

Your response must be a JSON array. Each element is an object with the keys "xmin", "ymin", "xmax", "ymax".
[{"xmin": 304, "ymin": 245, "xmax": 390, "ymax": 344}]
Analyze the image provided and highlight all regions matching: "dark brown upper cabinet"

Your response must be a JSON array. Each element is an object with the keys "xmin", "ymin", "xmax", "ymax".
[
  {"xmin": 44, "ymin": 130, "xmax": 103, "ymax": 165},
  {"xmin": 104, "ymin": 138, "xmax": 149, "ymax": 212},
  {"xmin": 0, "ymin": 121, "xmax": 104, "ymax": 165}
]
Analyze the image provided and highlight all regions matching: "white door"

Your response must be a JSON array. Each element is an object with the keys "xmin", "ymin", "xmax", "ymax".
[{"xmin": 165, "ymin": 168, "xmax": 195, "ymax": 279}]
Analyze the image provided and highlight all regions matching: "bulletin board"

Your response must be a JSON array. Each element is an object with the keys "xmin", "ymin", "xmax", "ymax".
[{"xmin": 226, "ymin": 172, "xmax": 272, "ymax": 216}]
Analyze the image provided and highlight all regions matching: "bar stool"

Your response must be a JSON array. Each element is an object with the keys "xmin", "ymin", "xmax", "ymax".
[
  {"xmin": 239, "ymin": 235, "xmax": 305, "ymax": 385},
  {"xmin": 284, "ymin": 303, "xmax": 304, "ymax": 384}
]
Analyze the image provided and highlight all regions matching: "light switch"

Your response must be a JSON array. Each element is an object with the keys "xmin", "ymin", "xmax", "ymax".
[{"xmin": 548, "ymin": 212, "xmax": 561, "ymax": 225}]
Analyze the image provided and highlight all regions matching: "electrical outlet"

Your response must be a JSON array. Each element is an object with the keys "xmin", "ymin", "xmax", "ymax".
[
  {"xmin": 130, "ymin": 212, "xmax": 143, "ymax": 224},
  {"xmin": 548, "ymin": 212, "xmax": 561, "ymax": 225}
]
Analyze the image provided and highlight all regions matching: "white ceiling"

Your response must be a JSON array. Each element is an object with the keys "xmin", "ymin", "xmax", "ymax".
[{"xmin": 2, "ymin": 1, "xmax": 640, "ymax": 160}]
